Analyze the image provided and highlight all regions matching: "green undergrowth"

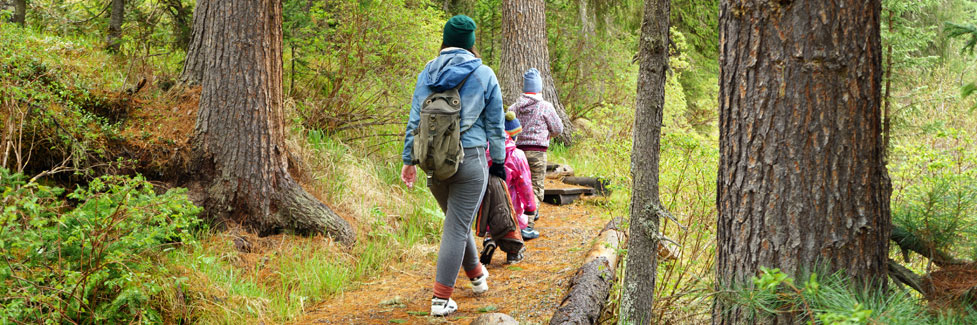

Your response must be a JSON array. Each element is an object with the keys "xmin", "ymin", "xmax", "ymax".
[
  {"xmin": 1, "ymin": 24, "xmax": 122, "ymax": 174},
  {"xmin": 2, "ymin": 16, "xmax": 449, "ymax": 323},
  {"xmin": 718, "ymin": 267, "xmax": 977, "ymax": 324},
  {"xmin": 153, "ymin": 130, "xmax": 447, "ymax": 323},
  {"xmin": 0, "ymin": 170, "xmax": 202, "ymax": 323},
  {"xmin": 887, "ymin": 61, "xmax": 977, "ymax": 269},
  {"xmin": 0, "ymin": 23, "xmax": 187, "ymax": 178}
]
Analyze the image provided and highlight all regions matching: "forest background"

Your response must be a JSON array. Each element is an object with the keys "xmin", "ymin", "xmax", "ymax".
[{"xmin": 1, "ymin": 0, "xmax": 977, "ymax": 323}]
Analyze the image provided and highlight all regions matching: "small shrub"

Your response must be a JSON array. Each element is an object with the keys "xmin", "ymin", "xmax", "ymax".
[
  {"xmin": 0, "ymin": 169, "xmax": 202, "ymax": 323},
  {"xmin": 890, "ymin": 127, "xmax": 977, "ymax": 260}
]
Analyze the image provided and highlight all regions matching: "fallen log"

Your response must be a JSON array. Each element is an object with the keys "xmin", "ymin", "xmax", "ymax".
[
  {"xmin": 550, "ymin": 218, "xmax": 627, "ymax": 325},
  {"xmin": 562, "ymin": 176, "xmax": 612, "ymax": 196},
  {"xmin": 657, "ymin": 236, "xmax": 679, "ymax": 261}
]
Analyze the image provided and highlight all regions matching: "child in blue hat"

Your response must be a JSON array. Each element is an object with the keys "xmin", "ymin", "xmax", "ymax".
[{"xmin": 511, "ymin": 68, "xmax": 564, "ymax": 235}]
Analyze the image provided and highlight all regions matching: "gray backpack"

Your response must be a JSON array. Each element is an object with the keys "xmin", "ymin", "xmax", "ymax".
[{"xmin": 412, "ymin": 69, "xmax": 477, "ymax": 180}]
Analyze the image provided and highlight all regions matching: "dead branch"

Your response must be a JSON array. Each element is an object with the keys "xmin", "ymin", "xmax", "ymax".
[
  {"xmin": 890, "ymin": 224, "xmax": 968, "ymax": 268},
  {"xmin": 888, "ymin": 258, "xmax": 926, "ymax": 295}
]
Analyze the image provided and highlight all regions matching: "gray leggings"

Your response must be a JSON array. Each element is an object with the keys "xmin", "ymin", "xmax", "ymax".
[{"xmin": 428, "ymin": 147, "xmax": 487, "ymax": 291}]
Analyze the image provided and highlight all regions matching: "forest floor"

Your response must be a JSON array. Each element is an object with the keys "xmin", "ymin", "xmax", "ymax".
[
  {"xmin": 295, "ymin": 192, "xmax": 615, "ymax": 324},
  {"xmin": 923, "ymin": 262, "xmax": 977, "ymax": 309}
]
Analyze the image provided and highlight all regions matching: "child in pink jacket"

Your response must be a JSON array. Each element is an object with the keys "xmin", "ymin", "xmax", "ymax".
[
  {"xmin": 480, "ymin": 113, "xmax": 539, "ymax": 265},
  {"xmin": 486, "ymin": 112, "xmax": 538, "ymax": 237}
]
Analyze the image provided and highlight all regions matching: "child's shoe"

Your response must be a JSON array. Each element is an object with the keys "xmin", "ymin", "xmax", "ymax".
[
  {"xmin": 521, "ymin": 227, "xmax": 540, "ymax": 240},
  {"xmin": 506, "ymin": 247, "xmax": 526, "ymax": 264},
  {"xmin": 470, "ymin": 268, "xmax": 489, "ymax": 294},
  {"xmin": 431, "ymin": 297, "xmax": 457, "ymax": 316},
  {"xmin": 480, "ymin": 238, "xmax": 497, "ymax": 265}
]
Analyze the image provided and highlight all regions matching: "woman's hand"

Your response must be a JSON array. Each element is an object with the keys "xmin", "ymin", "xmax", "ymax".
[{"xmin": 401, "ymin": 165, "xmax": 417, "ymax": 189}]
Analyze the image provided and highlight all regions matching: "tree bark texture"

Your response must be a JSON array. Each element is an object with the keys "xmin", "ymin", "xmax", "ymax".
[
  {"xmin": 619, "ymin": 0, "xmax": 669, "ymax": 323},
  {"xmin": 500, "ymin": 0, "xmax": 575, "ymax": 144},
  {"xmin": 11, "ymin": 0, "xmax": 25, "ymax": 25},
  {"xmin": 882, "ymin": 10, "xmax": 893, "ymax": 159},
  {"xmin": 714, "ymin": 1, "xmax": 890, "ymax": 324},
  {"xmin": 550, "ymin": 218, "xmax": 626, "ymax": 325},
  {"xmin": 106, "ymin": 0, "xmax": 125, "ymax": 52},
  {"xmin": 187, "ymin": 0, "xmax": 355, "ymax": 244},
  {"xmin": 180, "ymin": 0, "xmax": 210, "ymax": 85}
]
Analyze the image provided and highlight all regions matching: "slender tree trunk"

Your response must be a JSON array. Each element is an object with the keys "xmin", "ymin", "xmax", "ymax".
[
  {"xmin": 185, "ymin": 0, "xmax": 355, "ymax": 244},
  {"xmin": 11, "ymin": 0, "xmax": 25, "ymax": 25},
  {"xmin": 883, "ymin": 10, "xmax": 893, "ymax": 159},
  {"xmin": 500, "ymin": 0, "xmax": 575, "ymax": 144},
  {"xmin": 620, "ymin": 0, "xmax": 669, "ymax": 323},
  {"xmin": 714, "ymin": 1, "xmax": 890, "ymax": 323},
  {"xmin": 578, "ymin": 0, "xmax": 594, "ymax": 40},
  {"xmin": 180, "ymin": 0, "xmax": 210, "ymax": 85},
  {"xmin": 105, "ymin": 0, "xmax": 125, "ymax": 52}
]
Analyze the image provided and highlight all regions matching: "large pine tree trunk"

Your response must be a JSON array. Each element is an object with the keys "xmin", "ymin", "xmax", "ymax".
[
  {"xmin": 619, "ymin": 0, "xmax": 669, "ymax": 323},
  {"xmin": 714, "ymin": 1, "xmax": 890, "ymax": 323},
  {"xmin": 185, "ymin": 0, "xmax": 355, "ymax": 244},
  {"xmin": 500, "ymin": 0, "xmax": 575, "ymax": 144},
  {"xmin": 105, "ymin": 0, "xmax": 125, "ymax": 52},
  {"xmin": 11, "ymin": 0, "xmax": 25, "ymax": 25}
]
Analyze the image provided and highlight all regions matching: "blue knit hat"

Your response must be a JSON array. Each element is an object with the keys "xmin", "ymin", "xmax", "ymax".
[
  {"xmin": 505, "ymin": 111, "xmax": 522, "ymax": 136},
  {"xmin": 523, "ymin": 68, "xmax": 542, "ymax": 93}
]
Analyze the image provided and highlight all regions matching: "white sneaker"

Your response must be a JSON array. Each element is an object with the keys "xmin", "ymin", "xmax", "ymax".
[
  {"xmin": 471, "ymin": 268, "xmax": 489, "ymax": 294},
  {"xmin": 431, "ymin": 297, "xmax": 458, "ymax": 316}
]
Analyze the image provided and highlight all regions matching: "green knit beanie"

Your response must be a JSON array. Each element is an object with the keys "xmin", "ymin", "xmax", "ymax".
[{"xmin": 442, "ymin": 15, "xmax": 477, "ymax": 50}]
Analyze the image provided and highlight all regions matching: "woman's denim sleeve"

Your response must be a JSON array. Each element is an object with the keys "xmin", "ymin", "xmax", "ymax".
[
  {"xmin": 402, "ymin": 72, "xmax": 427, "ymax": 165},
  {"xmin": 482, "ymin": 70, "xmax": 506, "ymax": 165}
]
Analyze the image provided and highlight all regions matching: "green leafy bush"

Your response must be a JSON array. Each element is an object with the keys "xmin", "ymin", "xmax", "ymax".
[{"xmin": 0, "ymin": 169, "xmax": 202, "ymax": 323}]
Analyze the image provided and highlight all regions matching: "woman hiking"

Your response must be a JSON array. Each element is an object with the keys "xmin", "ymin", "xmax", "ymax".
[{"xmin": 400, "ymin": 15, "xmax": 506, "ymax": 317}]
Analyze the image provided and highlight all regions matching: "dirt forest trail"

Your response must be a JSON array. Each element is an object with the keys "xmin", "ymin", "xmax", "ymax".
[{"xmin": 295, "ymin": 198, "xmax": 614, "ymax": 324}]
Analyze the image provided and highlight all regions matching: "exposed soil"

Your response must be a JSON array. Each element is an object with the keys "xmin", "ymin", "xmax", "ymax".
[{"xmin": 295, "ymin": 198, "xmax": 614, "ymax": 324}]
